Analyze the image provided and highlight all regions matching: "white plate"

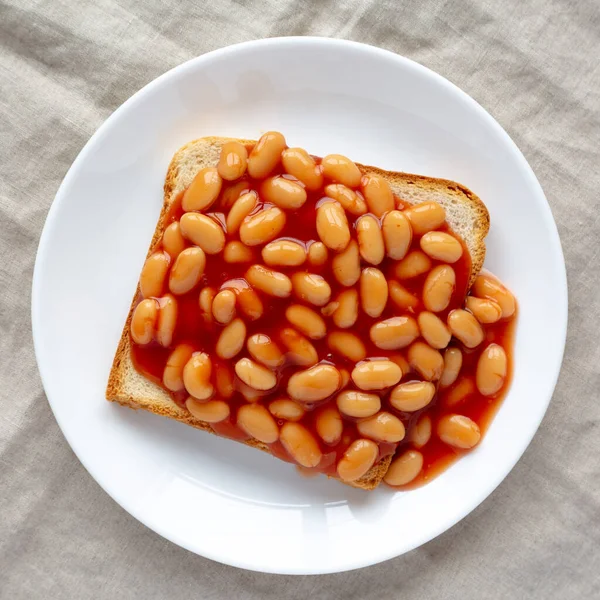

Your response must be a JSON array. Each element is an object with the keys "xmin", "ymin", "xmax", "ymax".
[{"xmin": 32, "ymin": 38, "xmax": 567, "ymax": 574}]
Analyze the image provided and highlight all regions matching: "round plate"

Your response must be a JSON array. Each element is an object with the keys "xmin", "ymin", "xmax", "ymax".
[{"xmin": 32, "ymin": 38, "xmax": 567, "ymax": 574}]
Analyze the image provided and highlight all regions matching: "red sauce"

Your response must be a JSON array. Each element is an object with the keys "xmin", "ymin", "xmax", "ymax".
[
  {"xmin": 397, "ymin": 314, "xmax": 516, "ymax": 489},
  {"xmin": 130, "ymin": 146, "xmax": 516, "ymax": 487}
]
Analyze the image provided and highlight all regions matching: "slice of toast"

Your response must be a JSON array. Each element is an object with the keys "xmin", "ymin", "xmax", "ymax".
[{"xmin": 106, "ymin": 136, "xmax": 489, "ymax": 490}]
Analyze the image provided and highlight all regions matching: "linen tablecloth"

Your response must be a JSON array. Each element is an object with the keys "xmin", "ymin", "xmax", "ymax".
[{"xmin": 1, "ymin": 0, "xmax": 599, "ymax": 597}]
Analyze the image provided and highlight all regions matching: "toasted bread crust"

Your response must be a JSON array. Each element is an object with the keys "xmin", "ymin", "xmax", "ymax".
[{"xmin": 106, "ymin": 136, "xmax": 489, "ymax": 490}]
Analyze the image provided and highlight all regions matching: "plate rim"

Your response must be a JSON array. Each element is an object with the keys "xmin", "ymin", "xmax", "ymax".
[{"xmin": 31, "ymin": 36, "xmax": 568, "ymax": 574}]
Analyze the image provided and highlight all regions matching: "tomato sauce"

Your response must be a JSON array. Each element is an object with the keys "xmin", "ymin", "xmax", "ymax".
[{"xmin": 131, "ymin": 148, "xmax": 516, "ymax": 487}]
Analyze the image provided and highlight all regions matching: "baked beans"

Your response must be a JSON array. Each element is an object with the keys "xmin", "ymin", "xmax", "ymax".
[
  {"xmin": 339, "ymin": 368, "xmax": 351, "ymax": 389},
  {"xmin": 447, "ymin": 309, "xmax": 484, "ymax": 348},
  {"xmin": 186, "ymin": 398, "xmax": 229, "ymax": 423},
  {"xmin": 442, "ymin": 376, "xmax": 476, "ymax": 407},
  {"xmin": 212, "ymin": 289, "xmax": 236, "ymax": 324},
  {"xmin": 239, "ymin": 206, "xmax": 286, "ymax": 246},
  {"xmin": 217, "ymin": 141, "xmax": 248, "ymax": 181},
  {"xmin": 472, "ymin": 274, "xmax": 516, "ymax": 319},
  {"xmin": 390, "ymin": 381, "xmax": 435, "ymax": 412},
  {"xmin": 422, "ymin": 265, "xmax": 456, "ymax": 312},
  {"xmin": 131, "ymin": 298, "xmax": 158, "ymax": 345},
  {"xmin": 237, "ymin": 403, "xmax": 279, "ymax": 443},
  {"xmin": 231, "ymin": 281, "xmax": 264, "ymax": 320},
  {"xmin": 183, "ymin": 352, "xmax": 213, "ymax": 400},
  {"xmin": 321, "ymin": 154, "xmax": 361, "ymax": 187},
  {"xmin": 169, "ymin": 247, "xmax": 205, "ymax": 295},
  {"xmin": 351, "ymin": 360, "xmax": 402, "ymax": 390},
  {"xmin": 215, "ymin": 318, "xmax": 246, "ymax": 359},
  {"xmin": 215, "ymin": 364, "xmax": 234, "ymax": 399},
  {"xmin": 324, "ymin": 184, "xmax": 367, "ymax": 216},
  {"xmin": 361, "ymin": 174, "xmax": 394, "ymax": 217},
  {"xmin": 261, "ymin": 176, "xmax": 307, "ymax": 210},
  {"xmin": 394, "ymin": 250, "xmax": 432, "ymax": 279},
  {"xmin": 321, "ymin": 300, "xmax": 339, "ymax": 317},
  {"xmin": 182, "ymin": 167, "xmax": 222, "ymax": 212},
  {"xmin": 465, "ymin": 296, "xmax": 503, "ymax": 324},
  {"xmin": 285, "ymin": 304, "xmax": 326, "ymax": 339},
  {"xmin": 180, "ymin": 213, "xmax": 226, "ymax": 255},
  {"xmin": 382, "ymin": 210, "xmax": 412, "ymax": 260},
  {"xmin": 198, "ymin": 286, "xmax": 216, "ymax": 318},
  {"xmin": 437, "ymin": 414, "xmax": 481, "ymax": 449},
  {"xmin": 316, "ymin": 201, "xmax": 351, "ymax": 251},
  {"xmin": 439, "ymin": 347, "xmax": 463, "ymax": 388},
  {"xmin": 128, "ymin": 132, "xmax": 517, "ymax": 491},
  {"xmin": 162, "ymin": 222, "xmax": 185, "ymax": 260},
  {"xmin": 224, "ymin": 240, "xmax": 254, "ymax": 264},
  {"xmin": 332, "ymin": 288, "xmax": 359, "ymax": 329},
  {"xmin": 246, "ymin": 264, "xmax": 292, "ymax": 298},
  {"xmin": 282, "ymin": 148, "xmax": 323, "ymax": 191},
  {"xmin": 417, "ymin": 311, "xmax": 451, "ymax": 350},
  {"xmin": 388, "ymin": 280, "xmax": 419, "ymax": 311},
  {"xmin": 262, "ymin": 239, "xmax": 306, "ymax": 267},
  {"xmin": 220, "ymin": 179, "xmax": 249, "ymax": 210},
  {"xmin": 247, "ymin": 131, "xmax": 286, "ymax": 179},
  {"xmin": 327, "ymin": 331, "xmax": 367, "ymax": 362},
  {"xmin": 280, "ymin": 422, "xmax": 322, "ymax": 468},
  {"xmin": 384, "ymin": 450, "xmax": 423, "ymax": 486},
  {"xmin": 156, "ymin": 294, "xmax": 177, "ymax": 347},
  {"xmin": 269, "ymin": 398, "xmax": 305, "ymax": 422},
  {"xmin": 337, "ymin": 439, "xmax": 379, "ymax": 482},
  {"xmin": 140, "ymin": 252, "xmax": 170, "ymax": 298},
  {"xmin": 235, "ymin": 357, "xmax": 277, "ymax": 391},
  {"xmin": 476, "ymin": 343, "xmax": 507, "ymax": 396},
  {"xmin": 356, "ymin": 215, "xmax": 385, "ymax": 265},
  {"xmin": 247, "ymin": 333, "xmax": 285, "ymax": 369},
  {"xmin": 332, "ymin": 239, "xmax": 361, "ymax": 287},
  {"xmin": 409, "ymin": 414, "xmax": 432, "ymax": 449},
  {"xmin": 315, "ymin": 406, "xmax": 343, "ymax": 444},
  {"xmin": 307, "ymin": 241, "xmax": 328, "ymax": 266},
  {"xmin": 407, "ymin": 341, "xmax": 444, "ymax": 381},
  {"xmin": 420, "ymin": 231, "xmax": 463, "ymax": 263},
  {"xmin": 357, "ymin": 412, "xmax": 406, "ymax": 443},
  {"xmin": 360, "ymin": 267, "xmax": 388, "ymax": 318},
  {"xmin": 279, "ymin": 327, "xmax": 318, "ymax": 367},
  {"xmin": 336, "ymin": 390, "xmax": 381, "ymax": 418},
  {"xmin": 226, "ymin": 191, "xmax": 257, "ymax": 234},
  {"xmin": 287, "ymin": 364, "xmax": 341, "ymax": 402},
  {"xmin": 163, "ymin": 343, "xmax": 194, "ymax": 392},
  {"xmin": 370, "ymin": 316, "xmax": 419, "ymax": 350},
  {"xmin": 291, "ymin": 272, "xmax": 331, "ymax": 306},
  {"xmin": 403, "ymin": 201, "xmax": 445, "ymax": 234}
]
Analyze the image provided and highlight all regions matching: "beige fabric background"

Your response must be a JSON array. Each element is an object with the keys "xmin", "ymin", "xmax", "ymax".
[{"xmin": 1, "ymin": 0, "xmax": 599, "ymax": 597}]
